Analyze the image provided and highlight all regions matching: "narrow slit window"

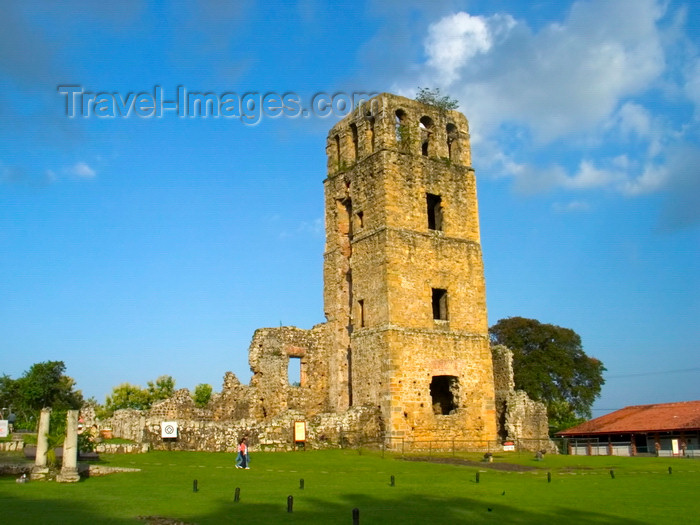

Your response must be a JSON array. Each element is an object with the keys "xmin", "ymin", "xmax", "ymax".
[
  {"xmin": 446, "ymin": 123, "xmax": 458, "ymax": 161},
  {"xmin": 350, "ymin": 123, "xmax": 359, "ymax": 160},
  {"xmin": 366, "ymin": 114, "xmax": 375, "ymax": 152},
  {"xmin": 426, "ymin": 193, "xmax": 443, "ymax": 231},
  {"xmin": 432, "ymin": 288, "xmax": 448, "ymax": 320},
  {"xmin": 358, "ymin": 299, "xmax": 365, "ymax": 327},
  {"xmin": 335, "ymin": 134, "xmax": 341, "ymax": 169}
]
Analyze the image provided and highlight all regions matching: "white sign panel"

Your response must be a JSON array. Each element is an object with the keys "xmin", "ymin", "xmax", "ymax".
[
  {"xmin": 161, "ymin": 421, "xmax": 178, "ymax": 438},
  {"xmin": 0, "ymin": 420, "xmax": 8, "ymax": 438},
  {"xmin": 294, "ymin": 421, "xmax": 306, "ymax": 442}
]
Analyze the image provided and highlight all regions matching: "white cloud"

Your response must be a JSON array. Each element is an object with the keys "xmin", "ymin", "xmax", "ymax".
[
  {"xmin": 424, "ymin": 12, "xmax": 505, "ymax": 85},
  {"xmin": 684, "ymin": 57, "xmax": 700, "ymax": 116},
  {"xmin": 462, "ymin": 0, "xmax": 664, "ymax": 142},
  {"xmin": 620, "ymin": 162, "xmax": 669, "ymax": 196},
  {"xmin": 390, "ymin": 0, "xmax": 700, "ymax": 230},
  {"xmin": 552, "ymin": 200, "xmax": 591, "ymax": 213},
  {"xmin": 614, "ymin": 102, "xmax": 652, "ymax": 138},
  {"xmin": 67, "ymin": 161, "xmax": 96, "ymax": 178},
  {"xmin": 563, "ymin": 160, "xmax": 625, "ymax": 190}
]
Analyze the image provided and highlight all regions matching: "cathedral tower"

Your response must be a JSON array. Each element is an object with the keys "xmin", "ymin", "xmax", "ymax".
[{"xmin": 323, "ymin": 93, "xmax": 497, "ymax": 445}]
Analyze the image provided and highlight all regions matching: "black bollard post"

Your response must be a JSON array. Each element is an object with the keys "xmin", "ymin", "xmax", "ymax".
[
  {"xmin": 476, "ymin": 472, "xmax": 480, "ymax": 483},
  {"xmin": 547, "ymin": 472, "xmax": 551, "ymax": 483},
  {"xmin": 193, "ymin": 479, "xmax": 198, "ymax": 492},
  {"xmin": 234, "ymin": 487, "xmax": 240, "ymax": 502},
  {"xmin": 609, "ymin": 469, "xmax": 615, "ymax": 479},
  {"xmin": 668, "ymin": 466, "xmax": 672, "ymax": 475},
  {"xmin": 390, "ymin": 475, "xmax": 395, "ymax": 487},
  {"xmin": 287, "ymin": 495, "xmax": 293, "ymax": 513},
  {"xmin": 300, "ymin": 478, "xmax": 305, "ymax": 490},
  {"xmin": 352, "ymin": 507, "xmax": 360, "ymax": 525}
]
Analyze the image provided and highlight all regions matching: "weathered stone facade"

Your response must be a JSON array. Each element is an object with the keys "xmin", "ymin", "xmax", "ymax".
[
  {"xmin": 492, "ymin": 344, "xmax": 554, "ymax": 451},
  {"xmin": 99, "ymin": 94, "xmax": 549, "ymax": 451},
  {"xmin": 322, "ymin": 94, "xmax": 496, "ymax": 445}
]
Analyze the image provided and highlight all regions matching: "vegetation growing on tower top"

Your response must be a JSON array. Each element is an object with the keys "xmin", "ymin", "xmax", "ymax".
[{"xmin": 415, "ymin": 87, "xmax": 460, "ymax": 111}]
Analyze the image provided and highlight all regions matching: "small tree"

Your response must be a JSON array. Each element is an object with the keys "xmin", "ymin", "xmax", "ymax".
[
  {"xmin": 192, "ymin": 383, "xmax": 213, "ymax": 408},
  {"xmin": 104, "ymin": 383, "xmax": 151, "ymax": 415},
  {"xmin": 102, "ymin": 375, "xmax": 177, "ymax": 417},
  {"xmin": 147, "ymin": 375, "xmax": 176, "ymax": 402},
  {"xmin": 415, "ymin": 87, "xmax": 459, "ymax": 111}
]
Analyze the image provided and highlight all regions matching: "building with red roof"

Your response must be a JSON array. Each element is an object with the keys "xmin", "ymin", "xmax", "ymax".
[{"xmin": 557, "ymin": 400, "xmax": 700, "ymax": 457}]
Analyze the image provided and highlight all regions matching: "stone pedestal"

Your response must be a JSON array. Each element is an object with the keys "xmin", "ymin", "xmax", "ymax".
[
  {"xmin": 31, "ymin": 408, "xmax": 51, "ymax": 480},
  {"xmin": 57, "ymin": 410, "xmax": 80, "ymax": 483}
]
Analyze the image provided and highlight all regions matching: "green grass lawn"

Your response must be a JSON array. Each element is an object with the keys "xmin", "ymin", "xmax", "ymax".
[{"xmin": 1, "ymin": 449, "xmax": 697, "ymax": 524}]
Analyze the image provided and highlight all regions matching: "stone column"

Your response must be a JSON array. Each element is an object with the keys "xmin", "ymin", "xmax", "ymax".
[
  {"xmin": 57, "ymin": 410, "xmax": 81, "ymax": 482},
  {"xmin": 31, "ymin": 407, "xmax": 51, "ymax": 480}
]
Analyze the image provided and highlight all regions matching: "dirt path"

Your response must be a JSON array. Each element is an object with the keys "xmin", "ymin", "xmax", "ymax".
[{"xmin": 402, "ymin": 456, "xmax": 539, "ymax": 471}]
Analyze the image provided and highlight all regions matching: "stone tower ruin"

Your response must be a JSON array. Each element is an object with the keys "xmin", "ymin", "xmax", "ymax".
[
  {"xmin": 323, "ymin": 93, "xmax": 497, "ymax": 445},
  {"xmin": 101, "ymin": 93, "xmax": 552, "ymax": 452}
]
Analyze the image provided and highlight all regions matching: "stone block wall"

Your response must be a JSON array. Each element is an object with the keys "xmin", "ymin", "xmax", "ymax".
[
  {"xmin": 105, "ymin": 405, "xmax": 382, "ymax": 452},
  {"xmin": 324, "ymin": 93, "xmax": 497, "ymax": 446},
  {"xmin": 492, "ymin": 344, "xmax": 555, "ymax": 451}
]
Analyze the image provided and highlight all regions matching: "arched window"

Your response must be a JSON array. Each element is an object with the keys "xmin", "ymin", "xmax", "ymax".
[
  {"xmin": 419, "ymin": 116, "xmax": 434, "ymax": 156},
  {"xmin": 395, "ymin": 109, "xmax": 407, "ymax": 144}
]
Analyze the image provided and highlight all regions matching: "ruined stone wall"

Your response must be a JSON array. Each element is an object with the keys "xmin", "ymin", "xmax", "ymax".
[
  {"xmin": 107, "ymin": 405, "xmax": 382, "ymax": 452},
  {"xmin": 246, "ymin": 325, "xmax": 331, "ymax": 419},
  {"xmin": 492, "ymin": 344, "xmax": 554, "ymax": 451}
]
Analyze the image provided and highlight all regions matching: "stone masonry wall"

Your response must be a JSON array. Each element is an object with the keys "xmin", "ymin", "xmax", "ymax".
[
  {"xmin": 324, "ymin": 93, "xmax": 497, "ymax": 445},
  {"xmin": 108, "ymin": 405, "xmax": 381, "ymax": 452},
  {"xmin": 492, "ymin": 344, "xmax": 554, "ymax": 451}
]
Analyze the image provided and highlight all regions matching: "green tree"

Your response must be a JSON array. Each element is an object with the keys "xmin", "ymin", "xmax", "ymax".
[
  {"xmin": 147, "ymin": 375, "xmax": 176, "ymax": 402},
  {"xmin": 0, "ymin": 361, "xmax": 83, "ymax": 430},
  {"xmin": 102, "ymin": 375, "xmax": 177, "ymax": 417},
  {"xmin": 16, "ymin": 361, "xmax": 83, "ymax": 411},
  {"xmin": 415, "ymin": 87, "xmax": 459, "ymax": 111},
  {"xmin": 489, "ymin": 317, "xmax": 605, "ymax": 433},
  {"xmin": 192, "ymin": 383, "xmax": 213, "ymax": 408},
  {"xmin": 104, "ymin": 383, "xmax": 151, "ymax": 414}
]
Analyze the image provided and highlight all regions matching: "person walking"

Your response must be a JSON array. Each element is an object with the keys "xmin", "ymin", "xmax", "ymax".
[{"xmin": 236, "ymin": 438, "xmax": 250, "ymax": 469}]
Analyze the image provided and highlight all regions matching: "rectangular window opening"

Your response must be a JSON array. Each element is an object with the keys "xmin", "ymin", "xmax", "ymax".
[
  {"xmin": 358, "ymin": 299, "xmax": 365, "ymax": 328},
  {"xmin": 427, "ymin": 193, "xmax": 443, "ymax": 231},
  {"xmin": 430, "ymin": 375, "xmax": 459, "ymax": 415},
  {"xmin": 432, "ymin": 288, "xmax": 448, "ymax": 320},
  {"xmin": 288, "ymin": 357, "xmax": 301, "ymax": 387}
]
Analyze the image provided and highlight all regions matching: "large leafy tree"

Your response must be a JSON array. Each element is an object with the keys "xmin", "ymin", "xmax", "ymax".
[
  {"xmin": 489, "ymin": 317, "xmax": 605, "ymax": 432},
  {"xmin": 0, "ymin": 361, "xmax": 83, "ymax": 429}
]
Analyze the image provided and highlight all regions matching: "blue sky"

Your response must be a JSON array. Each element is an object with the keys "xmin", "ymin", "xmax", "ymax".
[{"xmin": 1, "ymin": 0, "xmax": 698, "ymax": 416}]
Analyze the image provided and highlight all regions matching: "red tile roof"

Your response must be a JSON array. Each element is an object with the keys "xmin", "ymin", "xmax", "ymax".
[{"xmin": 558, "ymin": 400, "xmax": 700, "ymax": 436}]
